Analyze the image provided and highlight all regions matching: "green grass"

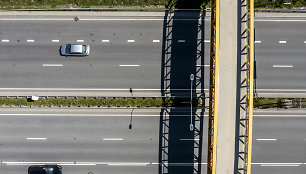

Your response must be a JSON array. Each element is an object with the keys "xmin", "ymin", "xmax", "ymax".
[
  {"xmin": 0, "ymin": 96, "xmax": 203, "ymax": 107},
  {"xmin": 254, "ymin": 98, "xmax": 302, "ymax": 109},
  {"xmin": 0, "ymin": 0, "xmax": 168, "ymax": 9}
]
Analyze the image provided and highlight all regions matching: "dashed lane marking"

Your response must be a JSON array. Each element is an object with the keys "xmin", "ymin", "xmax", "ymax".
[
  {"xmin": 119, "ymin": 65, "xmax": 140, "ymax": 67},
  {"xmin": 26, "ymin": 138, "xmax": 47, "ymax": 140},
  {"xmin": 273, "ymin": 65, "xmax": 293, "ymax": 68},
  {"xmin": 43, "ymin": 64, "xmax": 63, "ymax": 67}
]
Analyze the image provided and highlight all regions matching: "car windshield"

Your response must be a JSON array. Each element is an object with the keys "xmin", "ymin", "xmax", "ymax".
[
  {"xmin": 65, "ymin": 44, "xmax": 71, "ymax": 54},
  {"xmin": 29, "ymin": 170, "xmax": 47, "ymax": 174},
  {"xmin": 82, "ymin": 45, "xmax": 86, "ymax": 53}
]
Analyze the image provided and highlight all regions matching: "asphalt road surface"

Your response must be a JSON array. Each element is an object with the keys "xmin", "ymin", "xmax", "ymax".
[
  {"xmin": 0, "ymin": 12, "xmax": 305, "ymax": 96},
  {"xmin": 0, "ymin": 108, "xmax": 305, "ymax": 174}
]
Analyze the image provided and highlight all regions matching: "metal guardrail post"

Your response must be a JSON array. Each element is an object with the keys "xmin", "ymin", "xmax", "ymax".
[{"xmin": 207, "ymin": 0, "xmax": 219, "ymax": 173}]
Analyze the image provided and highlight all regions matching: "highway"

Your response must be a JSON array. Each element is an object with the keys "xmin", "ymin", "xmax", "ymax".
[
  {"xmin": 0, "ymin": 12, "xmax": 304, "ymax": 96},
  {"xmin": 0, "ymin": 108, "xmax": 305, "ymax": 174}
]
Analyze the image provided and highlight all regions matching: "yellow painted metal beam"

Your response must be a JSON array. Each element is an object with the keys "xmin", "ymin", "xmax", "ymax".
[
  {"xmin": 247, "ymin": 0, "xmax": 254, "ymax": 173},
  {"xmin": 212, "ymin": 0, "xmax": 219, "ymax": 173},
  {"xmin": 207, "ymin": 0, "xmax": 219, "ymax": 173}
]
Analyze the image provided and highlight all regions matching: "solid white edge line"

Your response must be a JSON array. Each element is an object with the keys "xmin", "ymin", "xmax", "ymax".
[
  {"xmin": 119, "ymin": 65, "xmax": 140, "ymax": 67},
  {"xmin": 127, "ymin": 40, "xmax": 135, "ymax": 43},
  {"xmin": 153, "ymin": 40, "xmax": 160, "ymax": 43},
  {"xmin": 256, "ymin": 139, "xmax": 277, "ymax": 141},
  {"xmin": 27, "ymin": 40, "xmax": 34, "ymax": 42},
  {"xmin": 103, "ymin": 138, "xmax": 124, "ymax": 141},
  {"xmin": 1, "ymin": 114, "xmax": 306, "ymax": 117},
  {"xmin": 52, "ymin": 40, "xmax": 59, "ymax": 42},
  {"xmin": 107, "ymin": 163, "xmax": 149, "ymax": 166},
  {"xmin": 26, "ymin": 138, "xmax": 47, "ymax": 140},
  {"xmin": 43, "ymin": 64, "xmax": 63, "ymax": 67},
  {"xmin": 77, "ymin": 40, "xmax": 84, "ymax": 43},
  {"xmin": 102, "ymin": 40, "xmax": 110, "ymax": 43},
  {"xmin": 273, "ymin": 65, "xmax": 294, "ymax": 68},
  {"xmin": 178, "ymin": 40, "xmax": 185, "ymax": 43},
  {"xmin": 60, "ymin": 163, "xmax": 96, "ymax": 166},
  {"xmin": 261, "ymin": 164, "xmax": 299, "ymax": 167},
  {"xmin": 279, "ymin": 41, "xmax": 287, "ymax": 43},
  {"xmin": 255, "ymin": 19, "xmax": 306, "ymax": 22},
  {"xmin": 1, "ymin": 39, "xmax": 9, "ymax": 42},
  {"xmin": 255, "ymin": 40, "xmax": 261, "ymax": 43},
  {"xmin": 0, "ymin": 18, "xmax": 305, "ymax": 22}
]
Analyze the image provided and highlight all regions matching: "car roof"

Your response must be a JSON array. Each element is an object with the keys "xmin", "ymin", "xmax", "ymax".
[{"xmin": 70, "ymin": 45, "xmax": 83, "ymax": 53}]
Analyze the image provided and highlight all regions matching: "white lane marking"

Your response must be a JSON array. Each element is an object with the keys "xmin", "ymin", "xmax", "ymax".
[
  {"xmin": 178, "ymin": 40, "xmax": 185, "ymax": 43},
  {"xmin": 27, "ymin": 40, "xmax": 34, "ymax": 43},
  {"xmin": 279, "ymin": 41, "xmax": 287, "ymax": 44},
  {"xmin": 197, "ymin": 65, "xmax": 210, "ymax": 67},
  {"xmin": 261, "ymin": 164, "xmax": 299, "ymax": 167},
  {"xmin": 107, "ymin": 163, "xmax": 149, "ymax": 166},
  {"xmin": 1, "ymin": 39, "xmax": 9, "ymax": 42},
  {"xmin": 256, "ymin": 89, "xmax": 306, "ymax": 92},
  {"xmin": 26, "ymin": 138, "xmax": 47, "ymax": 140},
  {"xmin": 180, "ymin": 139, "xmax": 200, "ymax": 141},
  {"xmin": 0, "ymin": 19, "xmax": 74, "ymax": 21},
  {"xmin": 60, "ymin": 163, "xmax": 96, "ymax": 166},
  {"xmin": 77, "ymin": 40, "xmax": 84, "ymax": 43},
  {"xmin": 153, "ymin": 40, "xmax": 160, "ymax": 43},
  {"xmin": 1, "ymin": 18, "xmax": 306, "ymax": 22},
  {"xmin": 0, "ymin": 88, "xmax": 205, "ymax": 91},
  {"xmin": 119, "ymin": 65, "xmax": 140, "ymax": 67},
  {"xmin": 304, "ymin": 41, "xmax": 306, "ymax": 44},
  {"xmin": 256, "ymin": 19, "xmax": 306, "ymax": 22},
  {"xmin": 43, "ymin": 64, "xmax": 63, "ymax": 67},
  {"xmin": 1, "ymin": 161, "xmax": 306, "ymax": 167},
  {"xmin": 256, "ymin": 139, "xmax": 277, "ymax": 141},
  {"xmin": 80, "ymin": 18, "xmax": 207, "ymax": 21},
  {"xmin": 273, "ymin": 65, "xmax": 293, "ymax": 68},
  {"xmin": 2, "ymin": 114, "xmax": 306, "ymax": 117},
  {"xmin": 103, "ymin": 138, "xmax": 124, "ymax": 141},
  {"xmin": 127, "ymin": 40, "xmax": 135, "ymax": 43},
  {"xmin": 0, "ymin": 18, "xmax": 207, "ymax": 21},
  {"xmin": 52, "ymin": 40, "xmax": 59, "ymax": 43},
  {"xmin": 102, "ymin": 40, "xmax": 110, "ymax": 43},
  {"xmin": 204, "ymin": 40, "xmax": 210, "ymax": 43},
  {"xmin": 255, "ymin": 40, "xmax": 261, "ymax": 43}
]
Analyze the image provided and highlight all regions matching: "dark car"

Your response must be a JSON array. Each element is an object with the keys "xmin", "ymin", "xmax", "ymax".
[{"xmin": 28, "ymin": 165, "xmax": 62, "ymax": 174}]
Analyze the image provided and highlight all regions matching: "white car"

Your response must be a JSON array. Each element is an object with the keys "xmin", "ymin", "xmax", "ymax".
[{"xmin": 60, "ymin": 44, "xmax": 90, "ymax": 56}]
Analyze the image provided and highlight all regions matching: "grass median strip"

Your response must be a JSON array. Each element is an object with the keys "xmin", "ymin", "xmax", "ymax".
[{"xmin": 0, "ymin": 97, "xmax": 203, "ymax": 108}]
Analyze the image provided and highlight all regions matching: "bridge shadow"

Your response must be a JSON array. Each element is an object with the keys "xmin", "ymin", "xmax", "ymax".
[{"xmin": 159, "ymin": 9, "xmax": 206, "ymax": 174}]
